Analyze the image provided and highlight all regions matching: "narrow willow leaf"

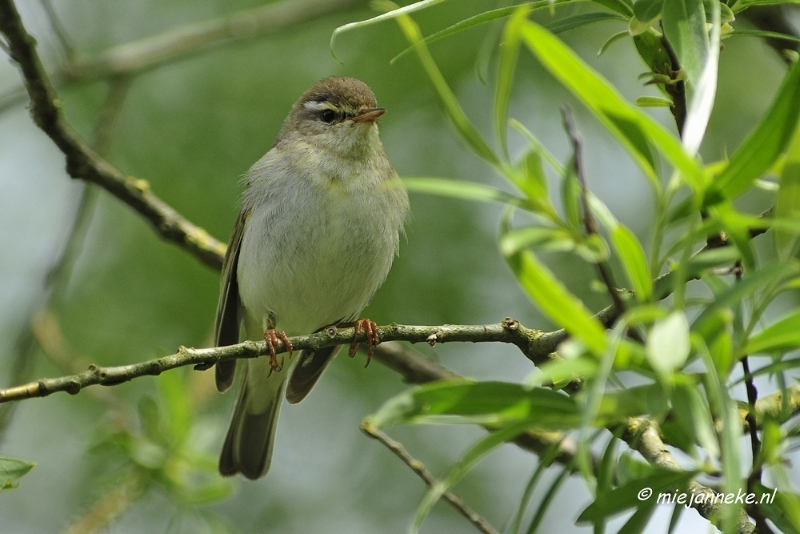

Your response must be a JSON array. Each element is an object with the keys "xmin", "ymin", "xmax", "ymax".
[
  {"xmin": 617, "ymin": 501, "xmax": 658, "ymax": 534},
  {"xmin": 774, "ymin": 117, "xmax": 800, "ymax": 259},
  {"xmin": 518, "ymin": 19, "xmax": 706, "ymax": 194},
  {"xmin": 662, "ymin": 0, "xmax": 709, "ymax": 85},
  {"xmin": 547, "ymin": 11, "xmax": 628, "ymax": 34},
  {"xmin": 647, "ymin": 311, "xmax": 690, "ymax": 375},
  {"xmin": 599, "ymin": 30, "xmax": 630, "ymax": 56},
  {"xmin": 730, "ymin": 29, "xmax": 800, "ymax": 44},
  {"xmin": 510, "ymin": 119, "xmax": 566, "ymax": 176},
  {"xmin": 0, "ymin": 456, "xmax": 35, "ymax": 491},
  {"xmin": 394, "ymin": 14, "xmax": 500, "ymax": 165},
  {"xmin": 496, "ymin": 8, "xmax": 526, "ymax": 160},
  {"xmin": 742, "ymin": 310, "xmax": 800, "ymax": 356},
  {"xmin": 678, "ymin": 0, "xmax": 719, "ymax": 156},
  {"xmin": 403, "ymin": 177, "xmax": 527, "ymax": 205},
  {"xmin": 367, "ymin": 381, "xmax": 581, "ymax": 429},
  {"xmin": 508, "ymin": 250, "xmax": 608, "ymax": 355},
  {"xmin": 706, "ymin": 58, "xmax": 800, "ymax": 205},
  {"xmin": 578, "ymin": 469, "xmax": 695, "ymax": 522},
  {"xmin": 330, "ymin": 0, "xmax": 446, "ymax": 60},
  {"xmin": 692, "ymin": 261, "xmax": 799, "ymax": 333},
  {"xmin": 390, "ymin": 0, "xmax": 577, "ymax": 64},
  {"xmin": 524, "ymin": 462, "xmax": 572, "ymax": 533},
  {"xmin": 729, "ymin": 0, "xmax": 800, "ymax": 13},
  {"xmin": 595, "ymin": 383, "xmax": 669, "ymax": 423},
  {"xmin": 636, "ymin": 96, "xmax": 673, "ymax": 107},
  {"xmin": 632, "ymin": 0, "xmax": 664, "ymax": 27},
  {"xmin": 671, "ymin": 377, "xmax": 719, "ymax": 457},
  {"xmin": 611, "ymin": 224, "xmax": 652, "ymax": 301},
  {"xmin": 500, "ymin": 226, "xmax": 575, "ymax": 256}
]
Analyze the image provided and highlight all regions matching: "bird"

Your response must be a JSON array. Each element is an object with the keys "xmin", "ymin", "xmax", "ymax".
[{"xmin": 213, "ymin": 76, "xmax": 409, "ymax": 479}]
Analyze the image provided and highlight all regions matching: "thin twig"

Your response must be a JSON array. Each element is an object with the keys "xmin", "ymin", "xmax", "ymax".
[
  {"xmin": 361, "ymin": 421, "xmax": 500, "ymax": 534},
  {"xmin": 561, "ymin": 107, "xmax": 626, "ymax": 315},
  {"xmin": 62, "ymin": 0, "xmax": 363, "ymax": 82}
]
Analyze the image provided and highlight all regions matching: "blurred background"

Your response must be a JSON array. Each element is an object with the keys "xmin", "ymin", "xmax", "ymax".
[{"xmin": 0, "ymin": 0, "xmax": 795, "ymax": 532}]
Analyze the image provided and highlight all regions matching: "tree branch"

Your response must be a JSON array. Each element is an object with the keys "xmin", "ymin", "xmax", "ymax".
[
  {"xmin": 362, "ymin": 421, "xmax": 500, "ymax": 534},
  {"xmin": 0, "ymin": 0, "xmax": 226, "ymax": 270},
  {"xmin": 62, "ymin": 0, "xmax": 364, "ymax": 82},
  {"xmin": 0, "ymin": 320, "xmax": 566, "ymax": 403}
]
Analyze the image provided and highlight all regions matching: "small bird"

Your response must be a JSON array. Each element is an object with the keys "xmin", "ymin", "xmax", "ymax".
[{"xmin": 213, "ymin": 76, "xmax": 409, "ymax": 479}]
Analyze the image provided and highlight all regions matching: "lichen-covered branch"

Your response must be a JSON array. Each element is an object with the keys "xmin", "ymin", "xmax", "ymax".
[{"xmin": 0, "ymin": 320, "xmax": 563, "ymax": 404}]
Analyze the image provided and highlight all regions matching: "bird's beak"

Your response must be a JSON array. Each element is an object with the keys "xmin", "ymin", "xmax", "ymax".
[{"xmin": 351, "ymin": 108, "xmax": 386, "ymax": 123}]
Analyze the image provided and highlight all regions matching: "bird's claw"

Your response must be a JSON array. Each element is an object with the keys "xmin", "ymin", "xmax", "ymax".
[
  {"xmin": 348, "ymin": 319, "xmax": 380, "ymax": 367},
  {"xmin": 264, "ymin": 329, "xmax": 293, "ymax": 377}
]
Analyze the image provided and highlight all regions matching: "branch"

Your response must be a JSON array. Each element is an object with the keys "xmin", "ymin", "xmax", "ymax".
[
  {"xmin": 0, "ymin": 0, "xmax": 226, "ymax": 270},
  {"xmin": 622, "ymin": 419, "xmax": 757, "ymax": 534},
  {"xmin": 362, "ymin": 421, "xmax": 500, "ymax": 534},
  {"xmin": 62, "ymin": 0, "xmax": 364, "ymax": 82},
  {"xmin": 0, "ymin": 320, "xmax": 567, "ymax": 403},
  {"xmin": 561, "ymin": 107, "xmax": 626, "ymax": 315}
]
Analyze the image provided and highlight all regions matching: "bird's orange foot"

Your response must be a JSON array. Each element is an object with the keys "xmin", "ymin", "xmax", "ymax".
[
  {"xmin": 264, "ymin": 329, "xmax": 293, "ymax": 377},
  {"xmin": 345, "ymin": 319, "xmax": 380, "ymax": 367}
]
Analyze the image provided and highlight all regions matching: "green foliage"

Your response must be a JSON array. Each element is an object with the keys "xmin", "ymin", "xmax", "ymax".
[
  {"xmin": 337, "ymin": 0, "xmax": 800, "ymax": 532},
  {"xmin": 0, "ymin": 456, "xmax": 35, "ymax": 491}
]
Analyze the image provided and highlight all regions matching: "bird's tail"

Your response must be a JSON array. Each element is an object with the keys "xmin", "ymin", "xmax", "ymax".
[{"xmin": 219, "ymin": 358, "xmax": 286, "ymax": 479}]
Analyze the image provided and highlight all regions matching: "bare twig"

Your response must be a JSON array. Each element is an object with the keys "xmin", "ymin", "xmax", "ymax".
[
  {"xmin": 362, "ymin": 421, "xmax": 500, "ymax": 534},
  {"xmin": 62, "ymin": 0, "xmax": 363, "ymax": 82},
  {"xmin": 0, "ymin": 0, "xmax": 226, "ymax": 270},
  {"xmin": 561, "ymin": 108, "xmax": 626, "ymax": 315}
]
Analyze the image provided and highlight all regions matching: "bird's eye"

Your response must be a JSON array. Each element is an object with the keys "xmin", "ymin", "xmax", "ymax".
[{"xmin": 320, "ymin": 109, "xmax": 338, "ymax": 123}]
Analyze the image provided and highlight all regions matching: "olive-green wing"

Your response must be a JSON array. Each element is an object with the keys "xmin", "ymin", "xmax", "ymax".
[{"xmin": 214, "ymin": 208, "xmax": 250, "ymax": 392}]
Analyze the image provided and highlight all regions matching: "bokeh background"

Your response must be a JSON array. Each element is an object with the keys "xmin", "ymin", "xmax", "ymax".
[{"xmin": 0, "ymin": 0, "xmax": 795, "ymax": 532}]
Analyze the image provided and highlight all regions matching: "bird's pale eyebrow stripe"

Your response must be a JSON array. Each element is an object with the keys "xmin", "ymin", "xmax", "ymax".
[{"xmin": 304, "ymin": 101, "xmax": 338, "ymax": 112}]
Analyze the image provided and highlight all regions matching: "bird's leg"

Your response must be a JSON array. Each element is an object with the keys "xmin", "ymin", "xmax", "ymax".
[
  {"xmin": 263, "ymin": 329, "xmax": 293, "ymax": 377},
  {"xmin": 337, "ymin": 319, "xmax": 380, "ymax": 367}
]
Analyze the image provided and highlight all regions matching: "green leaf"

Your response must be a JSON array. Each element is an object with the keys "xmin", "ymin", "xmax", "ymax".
[
  {"xmin": 692, "ymin": 261, "xmax": 800, "ymax": 334},
  {"xmin": 402, "ymin": 177, "xmax": 526, "ymax": 205},
  {"xmin": 742, "ymin": 309, "xmax": 800, "ymax": 356},
  {"xmin": 511, "ymin": 119, "xmax": 566, "ymax": 177},
  {"xmin": 670, "ymin": 377, "xmax": 719, "ymax": 457},
  {"xmin": 547, "ymin": 11, "xmax": 629, "ymax": 34},
  {"xmin": 617, "ymin": 501, "xmax": 657, "ymax": 534},
  {"xmin": 599, "ymin": 30, "xmax": 630, "ymax": 56},
  {"xmin": 507, "ymin": 250, "xmax": 608, "ymax": 355},
  {"xmin": 774, "ymin": 115, "xmax": 800, "ymax": 259},
  {"xmin": 611, "ymin": 224, "xmax": 652, "ymax": 301},
  {"xmin": 158, "ymin": 368, "xmax": 192, "ymax": 444},
  {"xmin": 677, "ymin": 0, "xmax": 720, "ymax": 156},
  {"xmin": 495, "ymin": 9, "xmax": 525, "ymax": 161},
  {"xmin": 662, "ymin": 0, "xmax": 709, "ymax": 85},
  {"xmin": 729, "ymin": 0, "xmax": 800, "ymax": 13},
  {"xmin": 500, "ymin": 226, "xmax": 575, "ymax": 256},
  {"xmin": 758, "ymin": 486, "xmax": 800, "ymax": 534},
  {"xmin": 730, "ymin": 29, "xmax": 800, "ymax": 44},
  {"xmin": 394, "ymin": 14, "xmax": 500, "ymax": 165},
  {"xmin": 578, "ymin": 469, "xmax": 695, "ymax": 522},
  {"xmin": 593, "ymin": 0, "xmax": 635, "ymax": 16},
  {"xmin": 367, "ymin": 380, "xmax": 581, "ymax": 430},
  {"xmin": 0, "ymin": 456, "xmax": 35, "ymax": 491},
  {"xmin": 706, "ymin": 57, "xmax": 800, "ymax": 205},
  {"xmin": 595, "ymin": 383, "xmax": 669, "ymax": 423},
  {"xmin": 636, "ymin": 96, "xmax": 673, "ymax": 107},
  {"xmin": 647, "ymin": 311, "xmax": 691, "ymax": 375},
  {"xmin": 330, "ymin": 0, "xmax": 446, "ymax": 60},
  {"xmin": 517, "ymin": 19, "xmax": 707, "ymax": 194},
  {"xmin": 389, "ymin": 0, "xmax": 576, "ymax": 65},
  {"xmin": 632, "ymin": 0, "xmax": 664, "ymax": 27}
]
